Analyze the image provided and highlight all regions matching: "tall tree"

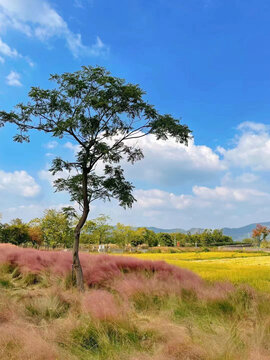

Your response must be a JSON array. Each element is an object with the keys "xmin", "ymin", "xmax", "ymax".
[{"xmin": 0, "ymin": 66, "xmax": 191, "ymax": 290}]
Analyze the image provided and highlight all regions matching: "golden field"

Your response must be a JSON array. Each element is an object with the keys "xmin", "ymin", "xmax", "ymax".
[{"xmin": 124, "ymin": 251, "xmax": 270, "ymax": 293}]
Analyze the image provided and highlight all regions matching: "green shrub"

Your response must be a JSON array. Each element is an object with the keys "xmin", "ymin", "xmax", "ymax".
[
  {"xmin": 25, "ymin": 295, "xmax": 69, "ymax": 321},
  {"xmin": 132, "ymin": 292, "xmax": 166, "ymax": 311},
  {"xmin": 0, "ymin": 278, "xmax": 12, "ymax": 288},
  {"xmin": 23, "ymin": 272, "xmax": 41, "ymax": 286},
  {"xmin": 181, "ymin": 288, "xmax": 198, "ymax": 302},
  {"xmin": 201, "ymin": 247, "xmax": 210, "ymax": 252},
  {"xmin": 64, "ymin": 271, "xmax": 76, "ymax": 289},
  {"xmin": 71, "ymin": 320, "xmax": 155, "ymax": 357},
  {"xmin": 208, "ymin": 299, "xmax": 235, "ymax": 315}
]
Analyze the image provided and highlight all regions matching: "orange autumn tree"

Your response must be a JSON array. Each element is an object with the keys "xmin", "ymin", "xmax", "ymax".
[
  {"xmin": 252, "ymin": 224, "xmax": 270, "ymax": 247},
  {"xmin": 28, "ymin": 219, "xmax": 44, "ymax": 248}
]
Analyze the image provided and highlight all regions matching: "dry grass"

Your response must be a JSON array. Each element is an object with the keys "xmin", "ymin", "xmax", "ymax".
[{"xmin": 0, "ymin": 245, "xmax": 270, "ymax": 359}]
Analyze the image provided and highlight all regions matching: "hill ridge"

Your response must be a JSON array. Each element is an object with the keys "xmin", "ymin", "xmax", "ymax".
[{"xmin": 140, "ymin": 221, "xmax": 270, "ymax": 241}]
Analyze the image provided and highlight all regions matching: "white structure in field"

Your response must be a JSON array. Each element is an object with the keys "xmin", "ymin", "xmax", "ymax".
[{"xmin": 98, "ymin": 244, "xmax": 106, "ymax": 252}]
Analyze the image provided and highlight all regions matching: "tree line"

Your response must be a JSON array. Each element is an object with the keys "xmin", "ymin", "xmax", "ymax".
[{"xmin": 0, "ymin": 210, "xmax": 234, "ymax": 248}]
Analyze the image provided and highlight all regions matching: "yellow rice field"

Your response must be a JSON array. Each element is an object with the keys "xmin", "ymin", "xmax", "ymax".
[{"xmin": 124, "ymin": 251, "xmax": 270, "ymax": 293}]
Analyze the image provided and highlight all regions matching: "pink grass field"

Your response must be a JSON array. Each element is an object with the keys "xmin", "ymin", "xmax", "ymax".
[
  {"xmin": 0, "ymin": 244, "xmax": 269, "ymax": 360},
  {"xmin": 0, "ymin": 244, "xmax": 233, "ymax": 300}
]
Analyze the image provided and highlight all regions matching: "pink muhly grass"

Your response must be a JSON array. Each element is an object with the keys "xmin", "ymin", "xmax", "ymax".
[
  {"xmin": 0, "ymin": 301, "xmax": 17, "ymax": 324},
  {"xmin": 193, "ymin": 280, "xmax": 235, "ymax": 301},
  {"xmin": 164, "ymin": 338, "xmax": 207, "ymax": 360},
  {"xmin": 0, "ymin": 245, "xmax": 201, "ymax": 285},
  {"xmin": 0, "ymin": 245, "xmax": 72, "ymax": 275},
  {"xmin": 0, "ymin": 245, "xmax": 234, "ymax": 300},
  {"xmin": 111, "ymin": 272, "xmax": 187, "ymax": 298},
  {"xmin": 82, "ymin": 289, "xmax": 125, "ymax": 320},
  {"xmin": 248, "ymin": 350, "xmax": 270, "ymax": 360},
  {"xmin": 0, "ymin": 323, "xmax": 58, "ymax": 360}
]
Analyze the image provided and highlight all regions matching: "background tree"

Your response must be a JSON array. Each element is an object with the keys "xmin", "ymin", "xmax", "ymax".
[
  {"xmin": 252, "ymin": 224, "xmax": 270, "ymax": 247},
  {"xmin": 0, "ymin": 214, "xmax": 3, "ymax": 242},
  {"xmin": 144, "ymin": 229, "xmax": 158, "ymax": 247},
  {"xmin": 190, "ymin": 233, "xmax": 201, "ymax": 247},
  {"xmin": 0, "ymin": 66, "xmax": 191, "ymax": 290},
  {"xmin": 1, "ymin": 219, "xmax": 30, "ymax": 246},
  {"xmin": 112, "ymin": 223, "xmax": 134, "ymax": 247},
  {"xmin": 28, "ymin": 218, "xmax": 44, "ymax": 248},
  {"xmin": 89, "ymin": 214, "xmax": 113, "ymax": 245},
  {"xmin": 41, "ymin": 209, "xmax": 73, "ymax": 249},
  {"xmin": 131, "ymin": 227, "xmax": 146, "ymax": 247},
  {"xmin": 158, "ymin": 233, "xmax": 174, "ymax": 247},
  {"xmin": 173, "ymin": 232, "xmax": 187, "ymax": 247},
  {"xmin": 80, "ymin": 219, "xmax": 97, "ymax": 244},
  {"xmin": 185, "ymin": 231, "xmax": 193, "ymax": 246}
]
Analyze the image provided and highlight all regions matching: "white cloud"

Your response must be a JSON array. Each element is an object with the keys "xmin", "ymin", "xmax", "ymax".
[
  {"xmin": 221, "ymin": 122, "xmax": 270, "ymax": 171},
  {"xmin": 6, "ymin": 71, "xmax": 22, "ymax": 86},
  {"xmin": 64, "ymin": 141, "xmax": 81, "ymax": 155},
  {"xmin": 63, "ymin": 133, "xmax": 224, "ymax": 187},
  {"xmin": 32, "ymin": 121, "xmax": 270, "ymax": 228},
  {"xmin": 0, "ymin": 170, "xmax": 40, "ymax": 197},
  {"xmin": 39, "ymin": 166, "xmax": 77, "ymax": 187},
  {"xmin": 88, "ymin": 36, "xmax": 109, "ymax": 57},
  {"xmin": 45, "ymin": 140, "xmax": 58, "ymax": 149},
  {"xmin": 25, "ymin": 56, "xmax": 34, "ymax": 67},
  {"xmin": 123, "ymin": 134, "xmax": 225, "ymax": 186},
  {"xmin": 74, "ymin": 0, "xmax": 84, "ymax": 8},
  {"xmin": 84, "ymin": 181, "xmax": 270, "ymax": 229},
  {"xmin": 39, "ymin": 169, "xmax": 55, "ymax": 186},
  {"xmin": 135, "ymin": 189, "xmax": 192, "ymax": 210},
  {"xmin": 134, "ymin": 185, "xmax": 269, "ymax": 215},
  {"xmin": 128, "ymin": 184, "xmax": 270, "ymax": 228},
  {"xmin": 0, "ymin": 0, "xmax": 109, "ymax": 58},
  {"xmin": 74, "ymin": 0, "xmax": 94, "ymax": 9},
  {"xmin": 0, "ymin": 36, "xmax": 32, "ymax": 65},
  {"xmin": 0, "ymin": 37, "xmax": 21, "ymax": 57},
  {"xmin": 2, "ymin": 202, "xmax": 78, "ymax": 223},
  {"xmin": 237, "ymin": 121, "xmax": 269, "ymax": 133},
  {"xmin": 221, "ymin": 172, "xmax": 259, "ymax": 186},
  {"xmin": 192, "ymin": 185, "xmax": 268, "ymax": 203}
]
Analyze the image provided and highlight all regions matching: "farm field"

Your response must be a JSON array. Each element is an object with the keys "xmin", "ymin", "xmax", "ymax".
[{"xmin": 125, "ymin": 252, "xmax": 270, "ymax": 293}]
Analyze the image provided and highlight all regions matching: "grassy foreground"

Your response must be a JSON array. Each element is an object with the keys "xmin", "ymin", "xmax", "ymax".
[{"xmin": 1, "ymin": 246, "xmax": 270, "ymax": 359}]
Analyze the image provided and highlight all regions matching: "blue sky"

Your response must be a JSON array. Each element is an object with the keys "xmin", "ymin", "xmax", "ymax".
[{"xmin": 0, "ymin": 0, "xmax": 270, "ymax": 229}]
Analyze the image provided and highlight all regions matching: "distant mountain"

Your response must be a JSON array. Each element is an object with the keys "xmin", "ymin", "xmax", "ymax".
[
  {"xmin": 188, "ymin": 228, "xmax": 205, "ymax": 235},
  {"xmin": 222, "ymin": 222, "xmax": 270, "ymax": 241},
  {"xmin": 145, "ymin": 226, "xmax": 186, "ymax": 234},
  {"xmin": 143, "ymin": 222, "xmax": 270, "ymax": 241}
]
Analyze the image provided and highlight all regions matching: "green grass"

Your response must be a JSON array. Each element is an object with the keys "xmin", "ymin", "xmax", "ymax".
[{"xmin": 70, "ymin": 320, "xmax": 156, "ymax": 359}]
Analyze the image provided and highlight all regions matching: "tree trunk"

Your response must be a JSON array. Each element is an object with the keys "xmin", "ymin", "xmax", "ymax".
[
  {"xmin": 72, "ymin": 167, "xmax": 89, "ymax": 292},
  {"xmin": 73, "ymin": 226, "xmax": 86, "ymax": 291}
]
